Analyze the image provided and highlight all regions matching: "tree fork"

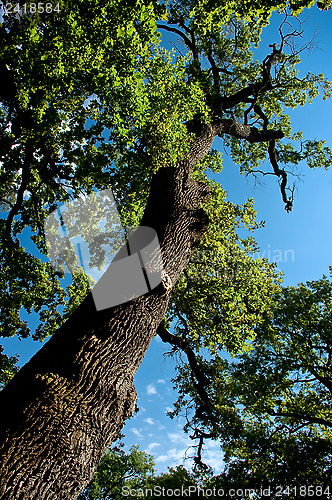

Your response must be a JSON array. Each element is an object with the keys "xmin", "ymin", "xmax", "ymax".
[{"xmin": 0, "ymin": 124, "xmax": 216, "ymax": 500}]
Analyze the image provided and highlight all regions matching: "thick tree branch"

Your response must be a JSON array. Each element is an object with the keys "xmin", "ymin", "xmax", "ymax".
[
  {"xmin": 0, "ymin": 59, "xmax": 17, "ymax": 106},
  {"xmin": 206, "ymin": 51, "xmax": 220, "ymax": 89},
  {"xmin": 271, "ymin": 410, "xmax": 332, "ymax": 428},
  {"xmin": 157, "ymin": 21, "xmax": 296, "ymax": 211},
  {"xmin": 218, "ymin": 44, "xmax": 281, "ymax": 111},
  {"xmin": 157, "ymin": 325, "xmax": 211, "ymax": 393},
  {"xmin": 190, "ymin": 429, "xmax": 214, "ymax": 470},
  {"xmin": 187, "ymin": 117, "xmax": 291, "ymax": 211},
  {"xmin": 216, "ymin": 118, "xmax": 284, "ymax": 144}
]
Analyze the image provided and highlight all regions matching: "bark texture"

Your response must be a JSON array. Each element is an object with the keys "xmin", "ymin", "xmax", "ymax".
[{"xmin": 0, "ymin": 124, "xmax": 216, "ymax": 500}]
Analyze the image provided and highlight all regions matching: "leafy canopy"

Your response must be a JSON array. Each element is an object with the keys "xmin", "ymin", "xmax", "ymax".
[
  {"xmin": 0, "ymin": 0, "xmax": 331, "ymax": 447},
  {"xmin": 78, "ymin": 444, "xmax": 155, "ymax": 500},
  {"xmin": 0, "ymin": 0, "xmax": 325, "ymax": 330},
  {"xmin": 171, "ymin": 273, "xmax": 332, "ymax": 492}
]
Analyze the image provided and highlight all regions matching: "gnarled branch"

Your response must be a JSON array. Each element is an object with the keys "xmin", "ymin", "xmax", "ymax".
[
  {"xmin": 268, "ymin": 140, "xmax": 293, "ymax": 212},
  {"xmin": 216, "ymin": 118, "xmax": 284, "ymax": 144},
  {"xmin": 157, "ymin": 324, "xmax": 216, "ymax": 468}
]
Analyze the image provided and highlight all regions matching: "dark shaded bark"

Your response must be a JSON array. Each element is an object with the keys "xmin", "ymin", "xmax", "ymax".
[{"xmin": 0, "ymin": 124, "xmax": 216, "ymax": 500}]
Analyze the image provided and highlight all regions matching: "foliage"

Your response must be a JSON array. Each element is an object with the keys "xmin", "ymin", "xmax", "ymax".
[
  {"xmin": 79, "ymin": 447, "xmax": 203, "ymax": 500},
  {"xmin": 0, "ymin": 0, "xmax": 160, "ymax": 340},
  {"xmin": 0, "ymin": 0, "xmax": 209, "ymax": 343},
  {"xmin": 78, "ymin": 445, "xmax": 155, "ymax": 500},
  {"xmin": 168, "ymin": 175, "xmax": 282, "ymax": 355},
  {"xmin": 0, "ymin": 0, "xmax": 332, "ymax": 492},
  {"xmin": 172, "ymin": 273, "xmax": 332, "ymax": 496},
  {"xmin": 82, "ymin": 330, "xmax": 332, "ymax": 500},
  {"xmin": 145, "ymin": 466, "xmax": 202, "ymax": 499},
  {"xmin": 0, "ymin": 345, "xmax": 18, "ymax": 389},
  {"xmin": 0, "ymin": 0, "xmax": 331, "ymax": 346}
]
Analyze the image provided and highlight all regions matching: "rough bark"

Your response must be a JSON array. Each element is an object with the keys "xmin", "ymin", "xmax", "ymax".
[{"xmin": 0, "ymin": 124, "xmax": 216, "ymax": 500}]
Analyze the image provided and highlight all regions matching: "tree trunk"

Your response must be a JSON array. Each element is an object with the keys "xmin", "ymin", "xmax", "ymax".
[{"xmin": 0, "ymin": 123, "xmax": 216, "ymax": 499}]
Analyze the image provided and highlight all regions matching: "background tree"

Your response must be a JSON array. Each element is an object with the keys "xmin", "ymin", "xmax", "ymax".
[
  {"xmin": 172, "ymin": 273, "xmax": 332, "ymax": 497},
  {"xmin": 78, "ymin": 444, "xmax": 155, "ymax": 500},
  {"xmin": 144, "ymin": 466, "xmax": 203, "ymax": 500},
  {"xmin": 79, "ymin": 445, "xmax": 208, "ymax": 500},
  {"xmin": 0, "ymin": 345, "xmax": 18, "ymax": 389},
  {"xmin": 0, "ymin": 0, "xmax": 331, "ymax": 498}
]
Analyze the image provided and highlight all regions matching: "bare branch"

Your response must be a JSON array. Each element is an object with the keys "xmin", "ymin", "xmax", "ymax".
[
  {"xmin": 268, "ymin": 139, "xmax": 293, "ymax": 212},
  {"xmin": 157, "ymin": 325, "xmax": 211, "ymax": 391}
]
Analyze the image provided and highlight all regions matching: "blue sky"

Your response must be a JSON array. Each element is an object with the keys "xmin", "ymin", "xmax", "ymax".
[{"xmin": 1, "ymin": 4, "xmax": 332, "ymax": 476}]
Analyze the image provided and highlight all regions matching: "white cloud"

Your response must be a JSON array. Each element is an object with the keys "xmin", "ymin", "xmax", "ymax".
[
  {"xmin": 153, "ymin": 433, "xmax": 194, "ymax": 467},
  {"xmin": 83, "ymin": 93, "xmax": 101, "ymax": 108},
  {"xmin": 131, "ymin": 428, "xmax": 143, "ymax": 439},
  {"xmin": 155, "ymin": 451, "xmax": 175, "ymax": 463},
  {"xmin": 202, "ymin": 441, "xmax": 224, "ymax": 473},
  {"xmin": 167, "ymin": 432, "xmax": 189, "ymax": 444},
  {"xmin": 144, "ymin": 417, "xmax": 155, "ymax": 425},
  {"xmin": 155, "ymin": 447, "xmax": 189, "ymax": 464},
  {"xmin": 146, "ymin": 383, "xmax": 158, "ymax": 396},
  {"xmin": 157, "ymin": 379, "xmax": 166, "ymax": 384},
  {"xmin": 146, "ymin": 442, "xmax": 161, "ymax": 453}
]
